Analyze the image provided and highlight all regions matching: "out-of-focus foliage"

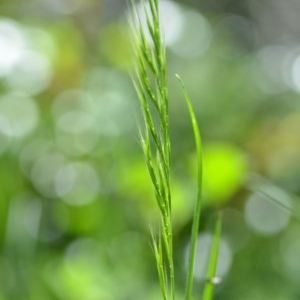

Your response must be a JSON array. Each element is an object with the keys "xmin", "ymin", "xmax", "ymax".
[{"xmin": 0, "ymin": 0, "xmax": 300, "ymax": 299}]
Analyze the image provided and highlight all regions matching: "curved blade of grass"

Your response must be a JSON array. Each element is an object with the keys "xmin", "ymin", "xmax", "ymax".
[
  {"xmin": 202, "ymin": 212, "xmax": 223, "ymax": 300},
  {"xmin": 175, "ymin": 75, "xmax": 203, "ymax": 300}
]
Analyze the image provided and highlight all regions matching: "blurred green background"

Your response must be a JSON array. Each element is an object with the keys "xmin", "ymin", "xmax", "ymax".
[{"xmin": 1, "ymin": 0, "xmax": 300, "ymax": 299}]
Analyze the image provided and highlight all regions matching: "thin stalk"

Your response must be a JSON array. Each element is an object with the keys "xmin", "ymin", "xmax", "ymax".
[
  {"xmin": 176, "ymin": 75, "xmax": 203, "ymax": 300},
  {"xmin": 202, "ymin": 212, "xmax": 223, "ymax": 300}
]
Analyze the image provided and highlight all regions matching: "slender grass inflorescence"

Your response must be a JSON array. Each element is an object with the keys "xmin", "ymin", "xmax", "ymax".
[
  {"xmin": 130, "ymin": 0, "xmax": 174, "ymax": 298},
  {"xmin": 130, "ymin": 1, "xmax": 223, "ymax": 299}
]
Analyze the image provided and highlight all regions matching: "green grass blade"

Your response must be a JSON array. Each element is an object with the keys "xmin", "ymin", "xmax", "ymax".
[
  {"xmin": 176, "ymin": 75, "xmax": 203, "ymax": 300},
  {"xmin": 202, "ymin": 212, "xmax": 223, "ymax": 300}
]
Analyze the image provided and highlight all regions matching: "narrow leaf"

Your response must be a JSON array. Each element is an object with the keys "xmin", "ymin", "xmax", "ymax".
[
  {"xmin": 202, "ymin": 212, "xmax": 223, "ymax": 300},
  {"xmin": 176, "ymin": 75, "xmax": 203, "ymax": 300}
]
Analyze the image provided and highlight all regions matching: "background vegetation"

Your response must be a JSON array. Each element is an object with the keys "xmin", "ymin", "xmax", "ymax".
[{"xmin": 1, "ymin": 0, "xmax": 300, "ymax": 299}]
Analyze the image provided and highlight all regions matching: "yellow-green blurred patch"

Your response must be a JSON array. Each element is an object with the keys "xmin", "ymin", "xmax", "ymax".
[
  {"xmin": 99, "ymin": 23, "xmax": 132, "ymax": 70},
  {"xmin": 171, "ymin": 179, "xmax": 195, "ymax": 231},
  {"xmin": 48, "ymin": 23, "xmax": 85, "ymax": 90},
  {"xmin": 190, "ymin": 142, "xmax": 247, "ymax": 205},
  {"xmin": 53, "ymin": 199, "xmax": 108, "ymax": 234},
  {"xmin": 43, "ymin": 241, "xmax": 113, "ymax": 300}
]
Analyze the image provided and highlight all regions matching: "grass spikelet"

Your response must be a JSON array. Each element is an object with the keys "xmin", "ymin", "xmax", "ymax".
[{"xmin": 130, "ymin": 1, "xmax": 222, "ymax": 300}]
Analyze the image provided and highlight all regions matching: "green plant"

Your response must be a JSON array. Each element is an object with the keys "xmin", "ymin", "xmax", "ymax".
[{"xmin": 130, "ymin": 0, "xmax": 223, "ymax": 299}]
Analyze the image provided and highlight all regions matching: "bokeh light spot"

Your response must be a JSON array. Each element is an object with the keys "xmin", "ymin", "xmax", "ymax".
[
  {"xmin": 5, "ymin": 50, "xmax": 53, "ymax": 95},
  {"xmin": 254, "ymin": 46, "xmax": 290, "ymax": 94},
  {"xmin": 201, "ymin": 143, "xmax": 247, "ymax": 205},
  {"xmin": 0, "ymin": 93, "xmax": 39, "ymax": 138},
  {"xmin": 184, "ymin": 233, "xmax": 232, "ymax": 280},
  {"xmin": 170, "ymin": 10, "xmax": 212, "ymax": 59},
  {"xmin": 30, "ymin": 153, "xmax": 65, "ymax": 198},
  {"xmin": 291, "ymin": 53, "xmax": 300, "ymax": 92},
  {"xmin": 244, "ymin": 189, "xmax": 291, "ymax": 236},
  {"xmin": 55, "ymin": 162, "xmax": 100, "ymax": 206},
  {"xmin": 0, "ymin": 19, "xmax": 26, "ymax": 76}
]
